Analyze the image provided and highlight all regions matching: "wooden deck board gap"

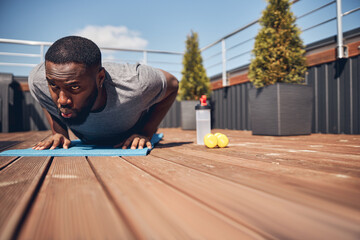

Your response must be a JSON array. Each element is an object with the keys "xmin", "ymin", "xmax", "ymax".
[
  {"xmin": 85, "ymin": 156, "xmax": 142, "ymax": 240},
  {"xmin": 9, "ymin": 156, "xmax": 53, "ymax": 240},
  {"xmin": 121, "ymin": 155, "xmax": 274, "ymax": 238},
  {"xmin": 0, "ymin": 156, "xmax": 20, "ymax": 171}
]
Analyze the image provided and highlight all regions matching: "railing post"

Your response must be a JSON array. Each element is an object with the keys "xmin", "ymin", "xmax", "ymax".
[
  {"xmin": 40, "ymin": 45, "xmax": 44, "ymax": 62},
  {"xmin": 336, "ymin": 0, "xmax": 347, "ymax": 58},
  {"xmin": 221, "ymin": 39, "xmax": 227, "ymax": 87}
]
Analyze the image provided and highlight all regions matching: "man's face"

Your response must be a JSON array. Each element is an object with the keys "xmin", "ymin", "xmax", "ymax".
[{"xmin": 45, "ymin": 61, "xmax": 100, "ymax": 125}]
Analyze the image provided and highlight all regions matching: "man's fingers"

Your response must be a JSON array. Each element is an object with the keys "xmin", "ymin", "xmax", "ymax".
[
  {"xmin": 34, "ymin": 140, "xmax": 50, "ymax": 150},
  {"xmin": 63, "ymin": 138, "xmax": 71, "ymax": 149},
  {"xmin": 33, "ymin": 134, "xmax": 71, "ymax": 150},
  {"xmin": 39, "ymin": 140, "xmax": 53, "ymax": 150},
  {"xmin": 114, "ymin": 142, "xmax": 123, "ymax": 148},
  {"xmin": 146, "ymin": 141, "xmax": 152, "ymax": 149},
  {"xmin": 50, "ymin": 138, "xmax": 60, "ymax": 150},
  {"xmin": 131, "ymin": 137, "xmax": 140, "ymax": 149},
  {"xmin": 120, "ymin": 135, "xmax": 152, "ymax": 149},
  {"xmin": 138, "ymin": 138, "xmax": 146, "ymax": 149},
  {"xmin": 122, "ymin": 138, "xmax": 132, "ymax": 149},
  {"xmin": 32, "ymin": 142, "xmax": 41, "ymax": 149}
]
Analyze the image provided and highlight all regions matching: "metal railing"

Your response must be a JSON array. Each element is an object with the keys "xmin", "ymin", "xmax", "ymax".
[
  {"xmin": 200, "ymin": 0, "xmax": 360, "ymax": 86},
  {"xmin": 0, "ymin": 38, "xmax": 183, "ymax": 79}
]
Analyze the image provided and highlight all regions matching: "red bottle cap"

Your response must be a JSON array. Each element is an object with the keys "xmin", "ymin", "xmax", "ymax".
[{"xmin": 200, "ymin": 95, "xmax": 207, "ymax": 106}]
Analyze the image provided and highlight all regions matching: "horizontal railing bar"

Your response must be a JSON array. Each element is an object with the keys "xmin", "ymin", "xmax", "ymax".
[
  {"xmin": 204, "ymin": 51, "xmax": 222, "ymax": 61},
  {"xmin": 0, "ymin": 62, "xmax": 37, "ymax": 67},
  {"xmin": 302, "ymin": 17, "xmax": 336, "ymax": 32},
  {"xmin": 165, "ymin": 70, "xmax": 182, "ymax": 74},
  {"xmin": 103, "ymin": 58, "xmax": 141, "ymax": 63},
  {"xmin": 200, "ymin": 0, "xmax": 300, "ymax": 52},
  {"xmin": 226, "ymin": 37, "xmax": 255, "ymax": 52},
  {"xmin": 296, "ymin": 0, "xmax": 335, "ymax": 19},
  {"xmin": 201, "ymin": 19, "xmax": 258, "ymax": 52},
  {"xmin": 0, "ymin": 52, "xmax": 41, "ymax": 58},
  {"xmin": 100, "ymin": 47, "xmax": 183, "ymax": 55},
  {"xmin": 0, "ymin": 38, "xmax": 183, "ymax": 56},
  {"xmin": 147, "ymin": 60, "xmax": 181, "ymax": 65},
  {"xmin": 0, "ymin": 38, "xmax": 52, "ymax": 46},
  {"xmin": 227, "ymin": 50, "xmax": 252, "ymax": 62},
  {"xmin": 206, "ymin": 61, "xmax": 223, "ymax": 70},
  {"xmin": 103, "ymin": 58, "xmax": 181, "ymax": 66},
  {"xmin": 343, "ymin": 7, "xmax": 360, "ymax": 16}
]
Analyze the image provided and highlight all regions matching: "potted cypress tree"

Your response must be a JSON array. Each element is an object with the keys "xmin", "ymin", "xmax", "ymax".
[
  {"xmin": 178, "ymin": 31, "xmax": 211, "ymax": 130},
  {"xmin": 248, "ymin": 0, "xmax": 313, "ymax": 136}
]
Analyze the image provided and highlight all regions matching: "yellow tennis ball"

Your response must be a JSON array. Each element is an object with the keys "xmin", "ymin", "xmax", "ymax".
[
  {"xmin": 216, "ymin": 134, "xmax": 229, "ymax": 148},
  {"xmin": 214, "ymin": 132, "xmax": 222, "ymax": 137},
  {"xmin": 204, "ymin": 134, "xmax": 217, "ymax": 148}
]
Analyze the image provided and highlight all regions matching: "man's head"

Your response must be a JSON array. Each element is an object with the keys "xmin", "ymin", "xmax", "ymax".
[{"xmin": 45, "ymin": 36, "xmax": 106, "ymax": 125}]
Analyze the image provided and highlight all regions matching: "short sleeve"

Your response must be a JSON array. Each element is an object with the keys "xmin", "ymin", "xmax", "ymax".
[
  {"xmin": 28, "ymin": 63, "xmax": 59, "ymax": 118},
  {"xmin": 136, "ymin": 64, "xmax": 167, "ymax": 110}
]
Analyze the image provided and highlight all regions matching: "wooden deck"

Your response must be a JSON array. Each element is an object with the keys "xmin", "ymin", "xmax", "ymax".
[{"xmin": 0, "ymin": 128, "xmax": 359, "ymax": 239}]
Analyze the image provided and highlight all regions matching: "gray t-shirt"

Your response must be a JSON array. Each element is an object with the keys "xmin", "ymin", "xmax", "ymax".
[{"xmin": 28, "ymin": 62, "xmax": 167, "ymax": 144}]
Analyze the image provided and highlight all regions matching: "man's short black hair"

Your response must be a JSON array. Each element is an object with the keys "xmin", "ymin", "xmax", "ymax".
[{"xmin": 45, "ymin": 36, "xmax": 101, "ymax": 68}]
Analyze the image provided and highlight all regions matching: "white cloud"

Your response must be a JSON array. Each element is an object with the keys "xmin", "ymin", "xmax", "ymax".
[{"xmin": 74, "ymin": 25, "xmax": 148, "ymax": 49}]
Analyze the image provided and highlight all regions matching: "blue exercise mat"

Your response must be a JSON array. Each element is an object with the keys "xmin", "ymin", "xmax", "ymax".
[{"xmin": 0, "ymin": 133, "xmax": 163, "ymax": 157}]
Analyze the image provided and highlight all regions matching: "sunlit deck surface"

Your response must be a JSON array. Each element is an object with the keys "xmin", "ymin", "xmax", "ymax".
[{"xmin": 0, "ymin": 128, "xmax": 359, "ymax": 239}]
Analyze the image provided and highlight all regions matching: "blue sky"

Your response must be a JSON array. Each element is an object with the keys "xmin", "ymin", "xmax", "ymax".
[{"xmin": 0, "ymin": 0, "xmax": 359, "ymax": 77}]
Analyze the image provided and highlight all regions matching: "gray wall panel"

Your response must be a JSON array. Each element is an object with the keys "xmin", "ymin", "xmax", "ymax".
[{"xmin": 353, "ymin": 55, "xmax": 360, "ymax": 134}]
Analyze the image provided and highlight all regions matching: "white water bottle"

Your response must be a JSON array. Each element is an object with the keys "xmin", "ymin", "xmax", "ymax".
[{"xmin": 196, "ymin": 95, "xmax": 211, "ymax": 145}]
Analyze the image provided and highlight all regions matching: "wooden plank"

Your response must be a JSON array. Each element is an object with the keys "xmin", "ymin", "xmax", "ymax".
[
  {"xmin": 155, "ymin": 129, "xmax": 360, "ymax": 209},
  {"xmin": 229, "ymin": 73, "xmax": 249, "ymax": 86},
  {"xmin": 158, "ymin": 129, "xmax": 360, "ymax": 175},
  {"xmin": 0, "ymin": 131, "xmax": 51, "ymax": 170},
  {"xmin": 0, "ymin": 131, "xmax": 37, "ymax": 151},
  {"xmin": 212, "ymin": 139, "xmax": 360, "ymax": 173},
  {"xmin": 210, "ymin": 80, "xmax": 223, "ymax": 90},
  {"xmin": 0, "ymin": 156, "xmax": 51, "ymax": 240},
  {"xmin": 347, "ymin": 40, "xmax": 360, "ymax": 58},
  {"xmin": 215, "ymin": 132, "xmax": 360, "ymax": 178},
  {"xmin": 17, "ymin": 156, "xmax": 134, "ymax": 240},
  {"xmin": 161, "ymin": 128, "xmax": 360, "ymax": 156},
  {"xmin": 88, "ymin": 156, "xmax": 264, "ymax": 239},
  {"xmin": 123, "ymin": 154, "xmax": 360, "ymax": 239},
  {"xmin": 150, "ymin": 148, "xmax": 360, "ymax": 222},
  {"xmin": 306, "ymin": 48, "xmax": 337, "ymax": 67},
  {"xmin": 222, "ymin": 130, "xmax": 360, "ymax": 156},
  {"xmin": 0, "ymin": 141, "xmax": 21, "ymax": 151}
]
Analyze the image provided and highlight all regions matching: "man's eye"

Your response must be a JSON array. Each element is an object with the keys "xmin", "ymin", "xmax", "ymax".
[
  {"xmin": 49, "ymin": 82, "xmax": 57, "ymax": 88},
  {"xmin": 71, "ymin": 86, "xmax": 80, "ymax": 90}
]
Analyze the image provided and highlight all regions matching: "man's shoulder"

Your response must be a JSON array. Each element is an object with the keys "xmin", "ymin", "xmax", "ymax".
[
  {"xmin": 28, "ymin": 62, "xmax": 47, "ymax": 94},
  {"xmin": 29, "ymin": 62, "xmax": 46, "ymax": 82},
  {"xmin": 103, "ymin": 62, "xmax": 139, "ymax": 76}
]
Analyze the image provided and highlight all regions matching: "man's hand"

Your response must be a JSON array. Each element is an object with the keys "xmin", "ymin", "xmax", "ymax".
[
  {"xmin": 32, "ymin": 133, "xmax": 71, "ymax": 150},
  {"xmin": 114, "ymin": 134, "xmax": 152, "ymax": 150}
]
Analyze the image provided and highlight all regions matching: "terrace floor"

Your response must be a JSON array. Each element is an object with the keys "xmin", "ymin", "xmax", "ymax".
[{"xmin": 0, "ymin": 128, "xmax": 359, "ymax": 239}]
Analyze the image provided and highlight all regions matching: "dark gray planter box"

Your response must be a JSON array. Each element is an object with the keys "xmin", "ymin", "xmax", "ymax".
[
  {"xmin": 180, "ymin": 100, "xmax": 198, "ymax": 130},
  {"xmin": 249, "ymin": 83, "xmax": 313, "ymax": 136}
]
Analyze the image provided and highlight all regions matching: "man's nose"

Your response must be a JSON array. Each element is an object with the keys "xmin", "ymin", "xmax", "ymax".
[{"xmin": 58, "ymin": 90, "xmax": 71, "ymax": 106}]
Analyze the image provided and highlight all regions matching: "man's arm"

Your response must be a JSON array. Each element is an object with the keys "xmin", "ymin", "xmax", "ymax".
[
  {"xmin": 119, "ymin": 69, "xmax": 179, "ymax": 149},
  {"xmin": 32, "ymin": 108, "xmax": 71, "ymax": 150}
]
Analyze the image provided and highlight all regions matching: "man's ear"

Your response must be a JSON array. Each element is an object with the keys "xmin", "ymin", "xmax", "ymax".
[{"xmin": 96, "ymin": 67, "xmax": 105, "ymax": 88}]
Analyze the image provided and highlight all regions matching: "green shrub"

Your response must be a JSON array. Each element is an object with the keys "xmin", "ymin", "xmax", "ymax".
[
  {"xmin": 249, "ymin": 0, "xmax": 307, "ymax": 88},
  {"xmin": 178, "ymin": 31, "xmax": 211, "ymax": 100}
]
